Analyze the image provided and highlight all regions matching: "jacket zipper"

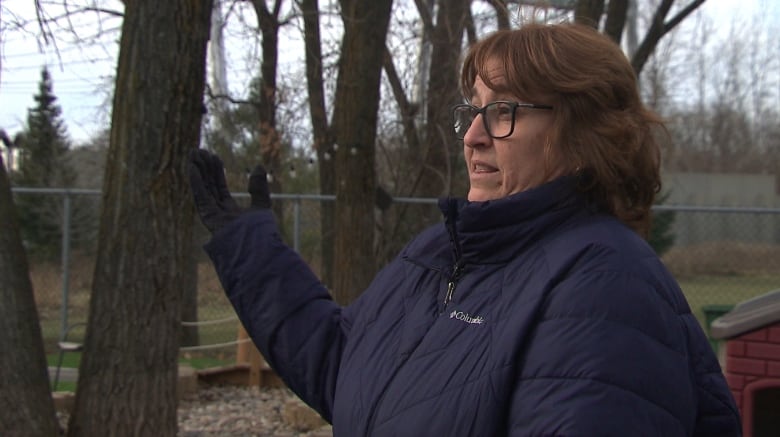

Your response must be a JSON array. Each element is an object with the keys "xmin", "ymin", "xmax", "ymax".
[
  {"xmin": 442, "ymin": 262, "xmax": 463, "ymax": 312},
  {"xmin": 442, "ymin": 198, "xmax": 463, "ymax": 313},
  {"xmin": 366, "ymin": 198, "xmax": 464, "ymax": 432}
]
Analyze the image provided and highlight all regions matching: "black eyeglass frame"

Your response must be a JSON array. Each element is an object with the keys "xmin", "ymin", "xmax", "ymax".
[{"xmin": 452, "ymin": 101, "xmax": 554, "ymax": 139}]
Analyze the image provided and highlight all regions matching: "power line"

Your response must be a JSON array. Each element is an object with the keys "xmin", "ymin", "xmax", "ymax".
[
  {"xmin": 1, "ymin": 75, "xmax": 112, "ymax": 85},
  {"xmin": 0, "ymin": 42, "xmax": 117, "ymax": 60},
  {"xmin": 0, "ymin": 77, "xmax": 110, "ymax": 86},
  {"xmin": 1, "ymin": 57, "xmax": 115, "ymax": 71},
  {"xmin": 0, "ymin": 90, "xmax": 105, "ymax": 96}
]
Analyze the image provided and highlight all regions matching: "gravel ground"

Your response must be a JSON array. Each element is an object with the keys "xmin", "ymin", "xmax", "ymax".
[
  {"xmin": 178, "ymin": 385, "xmax": 333, "ymax": 437},
  {"xmin": 56, "ymin": 385, "xmax": 333, "ymax": 437}
]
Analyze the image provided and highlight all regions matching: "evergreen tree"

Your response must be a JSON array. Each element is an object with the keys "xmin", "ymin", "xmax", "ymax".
[
  {"xmin": 649, "ymin": 192, "xmax": 676, "ymax": 256},
  {"xmin": 14, "ymin": 67, "xmax": 75, "ymax": 259}
]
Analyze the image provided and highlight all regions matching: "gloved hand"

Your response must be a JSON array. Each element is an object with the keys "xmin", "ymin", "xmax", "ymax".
[
  {"xmin": 247, "ymin": 164, "xmax": 271, "ymax": 209},
  {"xmin": 189, "ymin": 149, "xmax": 271, "ymax": 234}
]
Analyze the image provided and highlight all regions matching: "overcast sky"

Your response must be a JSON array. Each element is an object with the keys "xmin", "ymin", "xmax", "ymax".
[{"xmin": 0, "ymin": 0, "xmax": 777, "ymax": 144}]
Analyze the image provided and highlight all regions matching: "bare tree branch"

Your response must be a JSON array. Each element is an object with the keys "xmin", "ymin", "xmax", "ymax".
[
  {"xmin": 413, "ymin": 0, "xmax": 434, "ymax": 35},
  {"xmin": 33, "ymin": 0, "xmax": 55, "ymax": 45},
  {"xmin": 205, "ymin": 85, "xmax": 261, "ymax": 108},
  {"xmin": 488, "ymin": 0, "xmax": 511, "ymax": 30},
  {"xmin": 382, "ymin": 46, "xmax": 421, "ymax": 152},
  {"xmin": 662, "ymin": 0, "xmax": 705, "ymax": 34},
  {"xmin": 0, "ymin": 130, "xmax": 10, "ymax": 148},
  {"xmin": 631, "ymin": 0, "xmax": 706, "ymax": 75}
]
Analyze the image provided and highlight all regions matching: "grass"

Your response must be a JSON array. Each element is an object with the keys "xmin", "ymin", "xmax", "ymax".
[
  {"xmin": 34, "ymin": 257, "xmax": 242, "ymax": 360},
  {"xmin": 48, "ymin": 352, "xmax": 81, "ymax": 368},
  {"xmin": 53, "ymin": 381, "xmax": 76, "ymax": 392},
  {"xmin": 679, "ymin": 273, "xmax": 780, "ymax": 326},
  {"xmin": 47, "ymin": 352, "xmax": 232, "ymax": 370},
  {"xmin": 47, "ymin": 352, "xmax": 233, "ymax": 393},
  {"xmin": 661, "ymin": 241, "xmax": 780, "ymax": 329}
]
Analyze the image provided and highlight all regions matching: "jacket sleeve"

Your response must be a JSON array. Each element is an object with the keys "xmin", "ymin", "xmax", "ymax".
[
  {"xmin": 507, "ymin": 266, "xmax": 741, "ymax": 436},
  {"xmin": 204, "ymin": 210, "xmax": 347, "ymax": 422}
]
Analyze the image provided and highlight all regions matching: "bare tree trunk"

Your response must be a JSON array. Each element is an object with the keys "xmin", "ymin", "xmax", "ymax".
[
  {"xmin": 0, "ymin": 155, "xmax": 59, "ymax": 436},
  {"xmin": 180, "ymin": 234, "xmax": 199, "ymax": 347},
  {"xmin": 67, "ymin": 1, "xmax": 213, "ymax": 435},
  {"xmin": 419, "ymin": 0, "xmax": 470, "ymax": 198},
  {"xmin": 252, "ymin": 0, "xmax": 286, "ymax": 228},
  {"xmin": 331, "ymin": 0, "xmax": 393, "ymax": 303},
  {"xmin": 376, "ymin": 0, "xmax": 469, "ymax": 263},
  {"xmin": 574, "ymin": 0, "xmax": 604, "ymax": 28},
  {"xmin": 300, "ymin": 0, "xmax": 337, "ymax": 287},
  {"xmin": 603, "ymin": 0, "xmax": 628, "ymax": 43}
]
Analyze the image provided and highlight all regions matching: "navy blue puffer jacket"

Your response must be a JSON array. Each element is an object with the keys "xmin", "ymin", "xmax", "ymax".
[{"xmin": 205, "ymin": 177, "xmax": 741, "ymax": 436}]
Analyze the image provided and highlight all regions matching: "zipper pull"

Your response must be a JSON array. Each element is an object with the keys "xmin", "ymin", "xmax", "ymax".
[
  {"xmin": 443, "ymin": 281, "xmax": 456, "ymax": 307},
  {"xmin": 443, "ymin": 263, "xmax": 462, "ymax": 309}
]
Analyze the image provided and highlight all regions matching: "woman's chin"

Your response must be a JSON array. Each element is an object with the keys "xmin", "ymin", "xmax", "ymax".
[{"xmin": 467, "ymin": 188, "xmax": 501, "ymax": 202}]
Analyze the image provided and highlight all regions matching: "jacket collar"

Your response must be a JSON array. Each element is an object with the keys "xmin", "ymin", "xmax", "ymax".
[{"xmin": 438, "ymin": 176, "xmax": 589, "ymax": 264}]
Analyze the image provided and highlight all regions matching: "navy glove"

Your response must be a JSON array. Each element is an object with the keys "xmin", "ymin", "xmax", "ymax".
[
  {"xmin": 189, "ymin": 149, "xmax": 270, "ymax": 234},
  {"xmin": 247, "ymin": 164, "xmax": 271, "ymax": 209}
]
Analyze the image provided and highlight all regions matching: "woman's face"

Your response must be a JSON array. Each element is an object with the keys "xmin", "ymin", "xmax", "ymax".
[{"xmin": 463, "ymin": 62, "xmax": 566, "ymax": 202}]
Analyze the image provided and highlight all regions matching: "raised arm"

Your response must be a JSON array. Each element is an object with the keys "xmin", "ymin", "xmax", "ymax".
[{"xmin": 189, "ymin": 150, "xmax": 346, "ymax": 421}]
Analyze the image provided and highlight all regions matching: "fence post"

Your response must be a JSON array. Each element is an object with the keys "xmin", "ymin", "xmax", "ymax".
[
  {"xmin": 293, "ymin": 198, "xmax": 301, "ymax": 252},
  {"xmin": 59, "ymin": 191, "xmax": 72, "ymax": 339}
]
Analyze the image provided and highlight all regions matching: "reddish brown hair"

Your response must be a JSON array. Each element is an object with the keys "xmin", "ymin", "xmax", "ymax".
[{"xmin": 460, "ymin": 23, "xmax": 663, "ymax": 238}]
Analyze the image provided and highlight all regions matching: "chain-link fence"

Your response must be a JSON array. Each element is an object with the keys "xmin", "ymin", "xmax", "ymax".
[{"xmin": 10, "ymin": 188, "xmax": 780, "ymax": 362}]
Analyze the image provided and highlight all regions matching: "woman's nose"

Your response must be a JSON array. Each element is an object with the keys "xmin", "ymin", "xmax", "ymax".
[{"xmin": 463, "ymin": 114, "xmax": 490, "ymax": 148}]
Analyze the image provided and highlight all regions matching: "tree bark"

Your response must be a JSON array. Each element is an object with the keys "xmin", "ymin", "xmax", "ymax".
[
  {"xmin": 331, "ymin": 0, "xmax": 393, "ymax": 303},
  {"xmin": 419, "ymin": 0, "xmax": 470, "ymax": 199},
  {"xmin": 300, "ymin": 0, "xmax": 337, "ymax": 287},
  {"xmin": 252, "ymin": 0, "xmax": 286, "ymax": 225},
  {"xmin": 488, "ymin": 0, "xmax": 510, "ymax": 30},
  {"xmin": 603, "ymin": 0, "xmax": 628, "ymax": 44},
  {"xmin": 574, "ymin": 0, "xmax": 604, "ymax": 28},
  {"xmin": 180, "ymin": 234, "xmax": 199, "ymax": 347},
  {"xmin": 66, "ymin": 1, "xmax": 213, "ymax": 435},
  {"xmin": 0, "ymin": 154, "xmax": 59, "ymax": 436}
]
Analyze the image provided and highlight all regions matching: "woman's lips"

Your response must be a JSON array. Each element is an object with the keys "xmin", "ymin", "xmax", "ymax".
[{"xmin": 472, "ymin": 161, "xmax": 498, "ymax": 173}]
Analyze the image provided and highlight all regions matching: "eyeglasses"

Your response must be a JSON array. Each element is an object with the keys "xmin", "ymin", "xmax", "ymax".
[{"xmin": 452, "ymin": 101, "xmax": 553, "ymax": 139}]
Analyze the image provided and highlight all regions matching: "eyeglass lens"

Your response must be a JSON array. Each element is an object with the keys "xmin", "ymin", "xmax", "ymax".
[{"xmin": 453, "ymin": 102, "xmax": 516, "ymax": 139}]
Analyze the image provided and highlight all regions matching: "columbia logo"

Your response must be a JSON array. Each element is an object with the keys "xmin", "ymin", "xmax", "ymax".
[{"xmin": 449, "ymin": 310, "xmax": 484, "ymax": 324}]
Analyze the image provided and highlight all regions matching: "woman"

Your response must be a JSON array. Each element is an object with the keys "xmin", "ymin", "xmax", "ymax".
[{"xmin": 190, "ymin": 23, "xmax": 740, "ymax": 436}]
